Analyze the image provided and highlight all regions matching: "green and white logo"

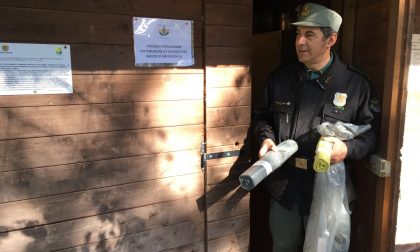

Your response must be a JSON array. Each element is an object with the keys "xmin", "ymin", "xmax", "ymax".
[
  {"xmin": 55, "ymin": 47, "xmax": 62, "ymax": 54},
  {"xmin": 1, "ymin": 44, "xmax": 9, "ymax": 52},
  {"xmin": 159, "ymin": 26, "xmax": 169, "ymax": 36}
]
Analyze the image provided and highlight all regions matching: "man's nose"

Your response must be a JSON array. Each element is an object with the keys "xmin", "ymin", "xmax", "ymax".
[{"xmin": 296, "ymin": 35, "xmax": 306, "ymax": 45}]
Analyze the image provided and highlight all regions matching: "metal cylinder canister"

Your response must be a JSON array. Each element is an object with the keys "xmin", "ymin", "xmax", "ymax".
[{"xmin": 239, "ymin": 139, "xmax": 298, "ymax": 190}]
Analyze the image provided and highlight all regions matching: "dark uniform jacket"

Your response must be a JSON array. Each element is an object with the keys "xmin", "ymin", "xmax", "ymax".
[{"xmin": 251, "ymin": 52, "xmax": 379, "ymax": 215}]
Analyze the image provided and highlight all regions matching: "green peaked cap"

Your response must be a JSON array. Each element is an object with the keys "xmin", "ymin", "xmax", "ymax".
[{"xmin": 291, "ymin": 3, "xmax": 342, "ymax": 32}]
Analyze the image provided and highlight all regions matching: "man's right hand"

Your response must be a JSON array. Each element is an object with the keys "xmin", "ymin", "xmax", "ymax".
[{"xmin": 258, "ymin": 138, "xmax": 278, "ymax": 158}]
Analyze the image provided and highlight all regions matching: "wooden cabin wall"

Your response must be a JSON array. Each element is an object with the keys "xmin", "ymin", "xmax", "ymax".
[
  {"xmin": 353, "ymin": 0, "xmax": 389, "ymax": 98},
  {"xmin": 0, "ymin": 1, "xmax": 207, "ymax": 251},
  {"xmin": 416, "ymin": 0, "xmax": 420, "ymax": 34},
  {"xmin": 351, "ymin": 0, "xmax": 389, "ymax": 251},
  {"xmin": 204, "ymin": 0, "xmax": 253, "ymax": 251}
]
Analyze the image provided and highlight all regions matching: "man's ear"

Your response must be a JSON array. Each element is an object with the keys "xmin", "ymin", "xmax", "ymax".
[{"xmin": 327, "ymin": 33, "xmax": 338, "ymax": 48}]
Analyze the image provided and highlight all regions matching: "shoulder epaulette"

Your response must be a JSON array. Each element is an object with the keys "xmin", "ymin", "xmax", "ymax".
[
  {"xmin": 270, "ymin": 61, "xmax": 299, "ymax": 76},
  {"xmin": 347, "ymin": 64, "xmax": 372, "ymax": 83}
]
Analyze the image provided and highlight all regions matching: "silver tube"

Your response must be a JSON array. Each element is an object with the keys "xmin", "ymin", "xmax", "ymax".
[{"xmin": 239, "ymin": 140, "xmax": 298, "ymax": 190}]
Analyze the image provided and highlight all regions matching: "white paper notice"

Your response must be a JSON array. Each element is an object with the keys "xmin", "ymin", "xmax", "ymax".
[
  {"xmin": 411, "ymin": 34, "xmax": 420, "ymax": 66},
  {"xmin": 0, "ymin": 43, "xmax": 72, "ymax": 95},
  {"xmin": 408, "ymin": 34, "xmax": 420, "ymax": 91},
  {"xmin": 133, "ymin": 17, "xmax": 194, "ymax": 67}
]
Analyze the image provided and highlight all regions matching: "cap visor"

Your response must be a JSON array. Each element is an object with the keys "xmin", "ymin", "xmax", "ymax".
[{"xmin": 291, "ymin": 20, "xmax": 325, "ymax": 28}]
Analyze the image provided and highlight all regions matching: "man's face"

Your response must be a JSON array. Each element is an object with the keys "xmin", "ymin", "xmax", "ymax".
[{"xmin": 295, "ymin": 26, "xmax": 334, "ymax": 68}]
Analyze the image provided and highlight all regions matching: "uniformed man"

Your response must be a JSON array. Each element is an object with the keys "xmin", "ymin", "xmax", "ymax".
[{"xmin": 251, "ymin": 3, "xmax": 380, "ymax": 251}]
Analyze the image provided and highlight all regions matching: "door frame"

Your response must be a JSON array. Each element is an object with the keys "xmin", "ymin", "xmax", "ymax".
[{"xmin": 373, "ymin": 0, "xmax": 416, "ymax": 250}]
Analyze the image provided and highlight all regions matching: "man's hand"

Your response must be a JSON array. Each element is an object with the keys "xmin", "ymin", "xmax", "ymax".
[
  {"xmin": 259, "ymin": 138, "xmax": 278, "ymax": 158},
  {"xmin": 323, "ymin": 137, "xmax": 347, "ymax": 163}
]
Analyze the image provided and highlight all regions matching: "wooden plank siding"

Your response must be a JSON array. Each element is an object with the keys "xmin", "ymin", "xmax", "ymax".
[
  {"xmin": 0, "ymin": 125, "xmax": 203, "ymax": 172},
  {"xmin": 0, "ymin": 150, "xmax": 201, "ymax": 203},
  {"xmin": 350, "ymin": 1, "xmax": 390, "ymax": 252},
  {"xmin": 416, "ymin": 0, "xmax": 420, "ymax": 34},
  {"xmin": 353, "ymin": 1, "xmax": 389, "ymax": 97},
  {"xmin": 204, "ymin": 0, "xmax": 252, "ymax": 251},
  {"xmin": 0, "ymin": 1, "xmax": 208, "ymax": 251},
  {"xmin": 59, "ymin": 219, "xmax": 205, "ymax": 252},
  {"xmin": 207, "ymin": 231, "xmax": 250, "ymax": 252},
  {"xmin": 0, "ymin": 0, "xmax": 203, "ymax": 20},
  {"xmin": 0, "ymin": 101, "xmax": 203, "ymax": 140}
]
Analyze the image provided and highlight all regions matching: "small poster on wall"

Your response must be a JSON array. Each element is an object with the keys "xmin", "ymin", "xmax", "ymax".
[
  {"xmin": 408, "ymin": 34, "xmax": 420, "ymax": 91},
  {"xmin": 410, "ymin": 34, "xmax": 420, "ymax": 66},
  {"xmin": 133, "ymin": 17, "xmax": 194, "ymax": 67},
  {"xmin": 0, "ymin": 43, "xmax": 72, "ymax": 95}
]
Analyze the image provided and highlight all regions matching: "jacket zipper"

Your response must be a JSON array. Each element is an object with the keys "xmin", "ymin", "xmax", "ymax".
[{"xmin": 290, "ymin": 80, "xmax": 305, "ymax": 139}]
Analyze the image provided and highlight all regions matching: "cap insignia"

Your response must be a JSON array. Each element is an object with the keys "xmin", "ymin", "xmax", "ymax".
[{"xmin": 301, "ymin": 5, "xmax": 311, "ymax": 17}]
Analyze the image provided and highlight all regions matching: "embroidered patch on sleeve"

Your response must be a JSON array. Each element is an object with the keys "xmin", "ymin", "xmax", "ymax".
[{"xmin": 369, "ymin": 98, "xmax": 381, "ymax": 113}]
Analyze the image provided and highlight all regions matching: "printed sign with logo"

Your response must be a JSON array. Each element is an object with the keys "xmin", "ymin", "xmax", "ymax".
[
  {"xmin": 133, "ymin": 17, "xmax": 194, "ymax": 67},
  {"xmin": 408, "ymin": 34, "xmax": 420, "ymax": 91},
  {"xmin": 0, "ymin": 43, "xmax": 72, "ymax": 95},
  {"xmin": 410, "ymin": 34, "xmax": 420, "ymax": 66}
]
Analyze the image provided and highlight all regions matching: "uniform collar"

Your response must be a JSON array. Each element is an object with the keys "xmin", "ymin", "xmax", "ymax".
[
  {"xmin": 305, "ymin": 52, "xmax": 334, "ymax": 80},
  {"xmin": 299, "ymin": 51, "xmax": 339, "ymax": 90}
]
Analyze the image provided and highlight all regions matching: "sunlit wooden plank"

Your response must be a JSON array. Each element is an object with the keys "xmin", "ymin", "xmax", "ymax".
[
  {"xmin": 0, "ymin": 125, "xmax": 203, "ymax": 171},
  {"xmin": 206, "ymin": 66, "xmax": 251, "ymax": 88},
  {"xmin": 207, "ymin": 106, "xmax": 250, "ymax": 128},
  {"xmin": 0, "ymin": 74, "xmax": 204, "ymax": 107},
  {"xmin": 0, "ymin": 101, "xmax": 203, "ymax": 139},
  {"xmin": 1, "ymin": 218, "xmax": 205, "ymax": 251},
  {"xmin": 206, "ymin": 87, "xmax": 251, "ymax": 108},
  {"xmin": 0, "ymin": 149, "xmax": 201, "ymax": 203},
  {"xmin": 206, "ymin": 125, "xmax": 249, "ymax": 148},
  {"xmin": 0, "ymin": 174, "xmax": 204, "ymax": 231}
]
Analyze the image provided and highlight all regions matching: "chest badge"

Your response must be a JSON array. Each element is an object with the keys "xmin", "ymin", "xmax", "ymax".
[
  {"xmin": 333, "ymin": 92, "xmax": 347, "ymax": 113},
  {"xmin": 333, "ymin": 92, "xmax": 347, "ymax": 107}
]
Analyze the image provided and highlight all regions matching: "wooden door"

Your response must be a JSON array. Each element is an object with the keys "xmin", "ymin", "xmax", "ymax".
[
  {"xmin": 0, "ymin": 1, "xmax": 207, "ymax": 251},
  {"xmin": 0, "ymin": 0, "xmax": 256, "ymax": 251},
  {"xmin": 350, "ymin": 0, "xmax": 414, "ymax": 251},
  {"xmin": 203, "ymin": 0, "xmax": 253, "ymax": 251}
]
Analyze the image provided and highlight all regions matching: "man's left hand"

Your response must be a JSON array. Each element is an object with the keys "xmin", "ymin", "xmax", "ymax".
[{"xmin": 323, "ymin": 137, "xmax": 348, "ymax": 163}]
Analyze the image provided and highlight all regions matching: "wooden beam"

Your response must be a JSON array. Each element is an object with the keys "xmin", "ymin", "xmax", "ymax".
[
  {"xmin": 341, "ymin": 0, "xmax": 356, "ymax": 63},
  {"xmin": 373, "ymin": 0, "xmax": 414, "ymax": 251},
  {"xmin": 387, "ymin": 0, "xmax": 417, "ymax": 250}
]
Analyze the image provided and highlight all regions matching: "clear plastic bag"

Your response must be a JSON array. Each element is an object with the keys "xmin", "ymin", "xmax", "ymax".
[
  {"xmin": 316, "ymin": 121, "xmax": 371, "ymax": 141},
  {"xmin": 303, "ymin": 122, "xmax": 370, "ymax": 252}
]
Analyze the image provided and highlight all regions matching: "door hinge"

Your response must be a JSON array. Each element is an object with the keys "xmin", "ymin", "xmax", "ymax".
[
  {"xmin": 200, "ymin": 141, "xmax": 206, "ymax": 171},
  {"xmin": 368, "ymin": 154, "xmax": 391, "ymax": 177},
  {"xmin": 200, "ymin": 141, "xmax": 248, "ymax": 171}
]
